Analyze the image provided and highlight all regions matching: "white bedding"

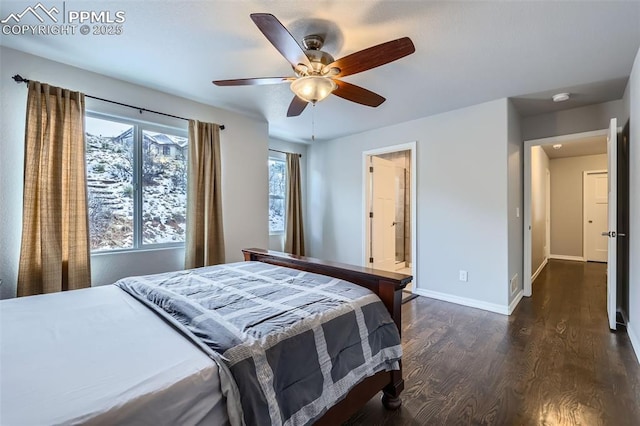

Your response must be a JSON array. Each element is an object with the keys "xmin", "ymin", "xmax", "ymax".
[{"xmin": 0, "ymin": 285, "xmax": 229, "ymax": 426}]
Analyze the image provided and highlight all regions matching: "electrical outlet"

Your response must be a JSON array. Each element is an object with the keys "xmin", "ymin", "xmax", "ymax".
[{"xmin": 459, "ymin": 270, "xmax": 468, "ymax": 282}]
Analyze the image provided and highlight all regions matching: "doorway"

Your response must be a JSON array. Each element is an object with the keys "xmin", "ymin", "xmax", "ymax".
[
  {"xmin": 363, "ymin": 142, "xmax": 417, "ymax": 291},
  {"xmin": 524, "ymin": 120, "xmax": 624, "ymax": 331},
  {"xmin": 525, "ymin": 129, "xmax": 609, "ymax": 296}
]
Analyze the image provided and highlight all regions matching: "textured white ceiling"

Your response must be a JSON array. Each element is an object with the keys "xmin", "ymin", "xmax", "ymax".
[
  {"xmin": 541, "ymin": 135, "xmax": 607, "ymax": 159},
  {"xmin": 1, "ymin": 1, "xmax": 639, "ymax": 143}
]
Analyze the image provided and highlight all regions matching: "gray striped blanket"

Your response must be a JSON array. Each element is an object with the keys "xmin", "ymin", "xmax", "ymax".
[{"xmin": 115, "ymin": 261, "xmax": 402, "ymax": 426}]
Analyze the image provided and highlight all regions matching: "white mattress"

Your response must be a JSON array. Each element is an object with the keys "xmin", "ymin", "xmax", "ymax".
[{"xmin": 0, "ymin": 285, "xmax": 229, "ymax": 426}]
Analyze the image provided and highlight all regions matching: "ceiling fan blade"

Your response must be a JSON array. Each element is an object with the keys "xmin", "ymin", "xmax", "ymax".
[
  {"xmin": 325, "ymin": 37, "xmax": 415, "ymax": 78},
  {"xmin": 213, "ymin": 77, "xmax": 293, "ymax": 86},
  {"xmin": 287, "ymin": 96, "xmax": 309, "ymax": 117},
  {"xmin": 250, "ymin": 13, "xmax": 313, "ymax": 69},
  {"xmin": 332, "ymin": 80, "xmax": 385, "ymax": 107}
]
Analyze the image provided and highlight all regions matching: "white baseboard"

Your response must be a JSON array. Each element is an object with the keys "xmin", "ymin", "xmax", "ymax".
[
  {"xmin": 549, "ymin": 254, "xmax": 586, "ymax": 262},
  {"xmin": 628, "ymin": 322, "xmax": 640, "ymax": 365},
  {"xmin": 531, "ymin": 257, "xmax": 548, "ymax": 283},
  {"xmin": 413, "ymin": 288, "xmax": 510, "ymax": 315},
  {"xmin": 508, "ymin": 290, "xmax": 524, "ymax": 315}
]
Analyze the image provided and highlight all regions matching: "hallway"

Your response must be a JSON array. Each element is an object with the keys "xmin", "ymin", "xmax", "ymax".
[{"xmin": 347, "ymin": 260, "xmax": 640, "ymax": 425}]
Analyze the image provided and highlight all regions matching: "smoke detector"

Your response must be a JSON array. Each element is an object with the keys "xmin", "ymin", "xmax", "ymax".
[{"xmin": 552, "ymin": 93, "xmax": 570, "ymax": 102}]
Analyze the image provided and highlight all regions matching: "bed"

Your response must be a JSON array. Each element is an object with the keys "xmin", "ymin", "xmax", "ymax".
[{"xmin": 0, "ymin": 248, "xmax": 411, "ymax": 425}]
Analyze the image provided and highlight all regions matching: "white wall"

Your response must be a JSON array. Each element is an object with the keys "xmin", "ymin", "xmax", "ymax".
[
  {"xmin": 308, "ymin": 98, "xmax": 511, "ymax": 312},
  {"xmin": 623, "ymin": 77, "xmax": 631, "ymax": 124},
  {"xmin": 522, "ymin": 100, "xmax": 626, "ymax": 141},
  {"xmin": 626, "ymin": 47, "xmax": 640, "ymax": 360},
  {"xmin": 507, "ymin": 101, "xmax": 524, "ymax": 306},
  {"xmin": 530, "ymin": 146, "xmax": 550, "ymax": 276},
  {"xmin": 267, "ymin": 138, "xmax": 308, "ymax": 253},
  {"xmin": 0, "ymin": 47, "xmax": 269, "ymax": 297}
]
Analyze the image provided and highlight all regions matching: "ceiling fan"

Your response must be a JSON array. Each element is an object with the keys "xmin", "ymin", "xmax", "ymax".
[{"xmin": 213, "ymin": 13, "xmax": 415, "ymax": 117}]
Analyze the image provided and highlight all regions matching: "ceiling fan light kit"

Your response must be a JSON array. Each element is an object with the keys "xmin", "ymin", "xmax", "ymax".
[
  {"xmin": 290, "ymin": 35, "xmax": 338, "ymax": 104},
  {"xmin": 212, "ymin": 13, "xmax": 415, "ymax": 117},
  {"xmin": 290, "ymin": 76, "xmax": 337, "ymax": 104}
]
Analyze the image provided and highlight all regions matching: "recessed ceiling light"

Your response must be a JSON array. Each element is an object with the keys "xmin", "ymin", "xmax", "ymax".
[
  {"xmin": 552, "ymin": 93, "xmax": 570, "ymax": 102},
  {"xmin": 553, "ymin": 144, "xmax": 562, "ymax": 149}
]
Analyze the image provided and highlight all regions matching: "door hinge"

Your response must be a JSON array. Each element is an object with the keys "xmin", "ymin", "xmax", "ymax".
[
  {"xmin": 369, "ymin": 257, "xmax": 374, "ymax": 263},
  {"xmin": 369, "ymin": 166, "xmax": 373, "ymax": 173},
  {"xmin": 369, "ymin": 212, "xmax": 373, "ymax": 218}
]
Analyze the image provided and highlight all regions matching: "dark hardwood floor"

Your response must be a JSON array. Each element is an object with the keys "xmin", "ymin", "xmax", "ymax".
[{"xmin": 346, "ymin": 260, "xmax": 640, "ymax": 425}]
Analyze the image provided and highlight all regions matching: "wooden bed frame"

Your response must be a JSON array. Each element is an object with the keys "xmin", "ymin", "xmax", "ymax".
[{"xmin": 242, "ymin": 248, "xmax": 413, "ymax": 424}]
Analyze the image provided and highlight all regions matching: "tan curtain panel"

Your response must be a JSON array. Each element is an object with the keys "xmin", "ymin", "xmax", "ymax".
[
  {"xmin": 185, "ymin": 120, "xmax": 225, "ymax": 268},
  {"xmin": 284, "ymin": 153, "xmax": 305, "ymax": 256},
  {"xmin": 17, "ymin": 81, "xmax": 91, "ymax": 297}
]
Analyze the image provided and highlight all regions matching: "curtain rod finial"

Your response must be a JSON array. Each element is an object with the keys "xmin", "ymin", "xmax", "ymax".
[{"xmin": 12, "ymin": 74, "xmax": 29, "ymax": 84}]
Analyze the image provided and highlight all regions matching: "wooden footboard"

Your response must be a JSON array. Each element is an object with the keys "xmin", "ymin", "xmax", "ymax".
[{"xmin": 242, "ymin": 248, "xmax": 412, "ymax": 423}]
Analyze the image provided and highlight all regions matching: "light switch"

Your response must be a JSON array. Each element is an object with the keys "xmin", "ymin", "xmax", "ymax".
[{"xmin": 459, "ymin": 270, "xmax": 468, "ymax": 282}]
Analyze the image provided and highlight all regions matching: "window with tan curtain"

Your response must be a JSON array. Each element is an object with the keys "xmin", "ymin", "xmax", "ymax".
[
  {"xmin": 284, "ymin": 153, "xmax": 305, "ymax": 256},
  {"xmin": 17, "ymin": 81, "xmax": 91, "ymax": 297},
  {"xmin": 185, "ymin": 120, "xmax": 225, "ymax": 268}
]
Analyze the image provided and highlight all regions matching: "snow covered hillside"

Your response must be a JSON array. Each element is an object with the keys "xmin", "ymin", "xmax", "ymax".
[{"xmin": 86, "ymin": 130, "xmax": 187, "ymax": 251}]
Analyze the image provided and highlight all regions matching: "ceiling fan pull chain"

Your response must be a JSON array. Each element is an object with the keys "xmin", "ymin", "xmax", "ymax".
[{"xmin": 312, "ymin": 103, "xmax": 316, "ymax": 141}]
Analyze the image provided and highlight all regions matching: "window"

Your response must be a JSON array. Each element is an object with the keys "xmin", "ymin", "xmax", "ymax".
[
  {"xmin": 269, "ymin": 158, "xmax": 286, "ymax": 234},
  {"xmin": 85, "ymin": 114, "xmax": 188, "ymax": 252},
  {"xmin": 162, "ymin": 145, "xmax": 171, "ymax": 156}
]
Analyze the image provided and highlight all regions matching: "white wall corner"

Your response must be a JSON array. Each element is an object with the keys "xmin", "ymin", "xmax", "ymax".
[
  {"xmin": 627, "ymin": 322, "xmax": 640, "ymax": 365},
  {"xmin": 508, "ymin": 289, "xmax": 524, "ymax": 315},
  {"xmin": 531, "ymin": 257, "xmax": 548, "ymax": 283},
  {"xmin": 413, "ymin": 288, "xmax": 510, "ymax": 316}
]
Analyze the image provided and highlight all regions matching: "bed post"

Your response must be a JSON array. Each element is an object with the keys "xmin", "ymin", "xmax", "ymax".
[{"xmin": 378, "ymin": 279, "xmax": 404, "ymax": 409}]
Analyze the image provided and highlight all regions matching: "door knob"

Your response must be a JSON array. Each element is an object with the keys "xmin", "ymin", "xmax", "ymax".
[{"xmin": 602, "ymin": 231, "xmax": 610, "ymax": 237}]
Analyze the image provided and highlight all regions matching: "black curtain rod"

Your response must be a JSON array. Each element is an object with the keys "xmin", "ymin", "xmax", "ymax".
[
  {"xmin": 269, "ymin": 148, "xmax": 302, "ymax": 158},
  {"xmin": 12, "ymin": 74, "xmax": 225, "ymax": 130}
]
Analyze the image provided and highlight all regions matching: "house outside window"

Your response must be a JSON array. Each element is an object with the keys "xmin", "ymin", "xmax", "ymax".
[
  {"xmin": 269, "ymin": 158, "xmax": 286, "ymax": 234},
  {"xmin": 162, "ymin": 145, "xmax": 171, "ymax": 156},
  {"xmin": 85, "ymin": 113, "xmax": 188, "ymax": 252}
]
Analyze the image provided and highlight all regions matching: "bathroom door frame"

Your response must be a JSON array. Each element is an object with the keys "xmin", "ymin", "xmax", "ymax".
[{"xmin": 362, "ymin": 141, "xmax": 417, "ymax": 290}]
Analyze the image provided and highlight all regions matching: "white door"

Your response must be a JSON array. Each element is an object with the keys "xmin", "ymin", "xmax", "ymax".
[
  {"xmin": 370, "ymin": 156, "xmax": 396, "ymax": 271},
  {"xmin": 545, "ymin": 169, "xmax": 551, "ymax": 259},
  {"xmin": 606, "ymin": 118, "xmax": 618, "ymax": 330},
  {"xmin": 584, "ymin": 172, "xmax": 609, "ymax": 262}
]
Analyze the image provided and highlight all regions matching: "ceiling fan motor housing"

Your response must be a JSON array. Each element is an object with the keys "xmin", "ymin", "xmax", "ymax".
[{"xmin": 296, "ymin": 35, "xmax": 336, "ymax": 75}]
